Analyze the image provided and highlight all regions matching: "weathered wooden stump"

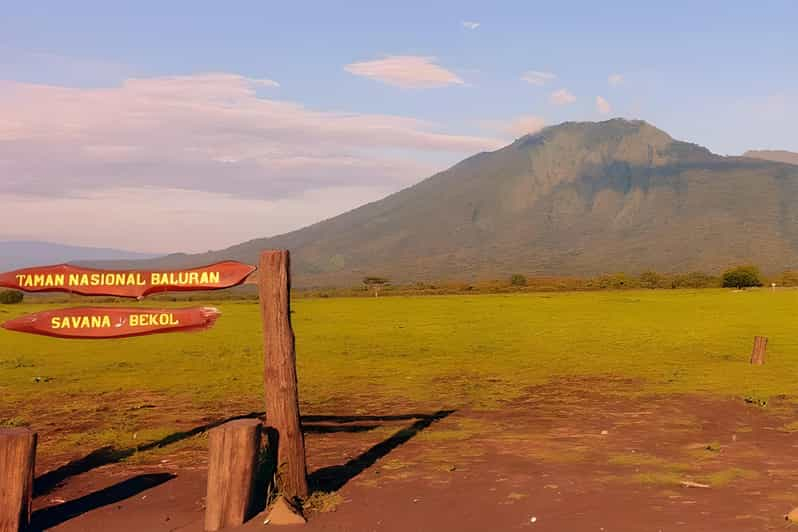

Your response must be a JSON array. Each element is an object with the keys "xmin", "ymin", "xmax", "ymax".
[
  {"xmin": 750, "ymin": 336, "xmax": 768, "ymax": 365},
  {"xmin": 0, "ymin": 428, "xmax": 36, "ymax": 532},
  {"xmin": 259, "ymin": 250, "xmax": 309, "ymax": 501},
  {"xmin": 204, "ymin": 419, "xmax": 262, "ymax": 531}
]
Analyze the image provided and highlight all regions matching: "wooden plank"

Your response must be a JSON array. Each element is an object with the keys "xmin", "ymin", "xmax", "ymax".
[
  {"xmin": 259, "ymin": 250, "xmax": 309, "ymax": 501},
  {"xmin": 0, "ymin": 261, "xmax": 255, "ymax": 298},
  {"xmin": 205, "ymin": 419, "xmax": 262, "ymax": 531},
  {"xmin": 2, "ymin": 306, "xmax": 220, "ymax": 339},
  {"xmin": 0, "ymin": 428, "xmax": 36, "ymax": 532}
]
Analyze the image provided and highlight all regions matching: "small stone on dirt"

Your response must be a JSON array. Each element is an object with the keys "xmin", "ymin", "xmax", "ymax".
[
  {"xmin": 785, "ymin": 507, "xmax": 798, "ymax": 522},
  {"xmin": 600, "ymin": 430, "xmax": 608, "ymax": 435},
  {"xmin": 265, "ymin": 496, "xmax": 306, "ymax": 525}
]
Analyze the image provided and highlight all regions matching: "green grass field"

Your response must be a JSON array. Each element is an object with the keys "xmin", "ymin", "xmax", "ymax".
[{"xmin": 2, "ymin": 289, "xmax": 798, "ymax": 457}]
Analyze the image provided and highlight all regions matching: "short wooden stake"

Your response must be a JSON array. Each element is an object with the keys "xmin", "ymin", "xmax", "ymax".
[
  {"xmin": 204, "ymin": 419, "xmax": 262, "ymax": 531},
  {"xmin": 259, "ymin": 250, "xmax": 309, "ymax": 501},
  {"xmin": 751, "ymin": 336, "xmax": 768, "ymax": 365},
  {"xmin": 0, "ymin": 428, "xmax": 36, "ymax": 532}
]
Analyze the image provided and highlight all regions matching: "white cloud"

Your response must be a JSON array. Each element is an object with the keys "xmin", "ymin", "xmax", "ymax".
[
  {"xmin": 484, "ymin": 115, "xmax": 546, "ymax": 138},
  {"xmin": 462, "ymin": 21, "xmax": 480, "ymax": 30},
  {"xmin": 608, "ymin": 73, "xmax": 624, "ymax": 86},
  {"xmin": 344, "ymin": 56, "xmax": 464, "ymax": 88},
  {"xmin": 0, "ymin": 186, "xmax": 396, "ymax": 254},
  {"xmin": 521, "ymin": 71, "xmax": 556, "ymax": 86},
  {"xmin": 0, "ymin": 73, "xmax": 504, "ymax": 250},
  {"xmin": 596, "ymin": 96, "xmax": 611, "ymax": 114},
  {"xmin": 550, "ymin": 88, "xmax": 576, "ymax": 105}
]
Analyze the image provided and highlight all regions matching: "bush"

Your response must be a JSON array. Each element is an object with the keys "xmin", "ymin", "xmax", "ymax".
[
  {"xmin": 671, "ymin": 272, "xmax": 719, "ymax": 289},
  {"xmin": 722, "ymin": 265, "xmax": 763, "ymax": 289},
  {"xmin": 509, "ymin": 274, "xmax": 527, "ymax": 287},
  {"xmin": 0, "ymin": 290, "xmax": 23, "ymax": 304},
  {"xmin": 778, "ymin": 270, "xmax": 798, "ymax": 287},
  {"xmin": 639, "ymin": 270, "xmax": 664, "ymax": 289},
  {"xmin": 594, "ymin": 273, "xmax": 638, "ymax": 289}
]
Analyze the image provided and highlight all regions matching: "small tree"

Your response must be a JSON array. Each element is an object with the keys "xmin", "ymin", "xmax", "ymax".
[
  {"xmin": 639, "ymin": 270, "xmax": 663, "ymax": 289},
  {"xmin": 363, "ymin": 276, "xmax": 389, "ymax": 297},
  {"xmin": 0, "ymin": 290, "xmax": 23, "ymax": 304},
  {"xmin": 722, "ymin": 265, "xmax": 763, "ymax": 289},
  {"xmin": 509, "ymin": 274, "xmax": 527, "ymax": 287}
]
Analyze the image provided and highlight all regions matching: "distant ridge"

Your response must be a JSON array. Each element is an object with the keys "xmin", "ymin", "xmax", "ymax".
[
  {"xmin": 744, "ymin": 150, "xmax": 798, "ymax": 166},
  {"xmin": 0, "ymin": 241, "xmax": 158, "ymax": 271},
  {"xmin": 96, "ymin": 119, "xmax": 798, "ymax": 287}
]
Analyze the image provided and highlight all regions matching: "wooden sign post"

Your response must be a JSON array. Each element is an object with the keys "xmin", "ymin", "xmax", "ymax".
[{"xmin": 258, "ymin": 250, "xmax": 309, "ymax": 501}]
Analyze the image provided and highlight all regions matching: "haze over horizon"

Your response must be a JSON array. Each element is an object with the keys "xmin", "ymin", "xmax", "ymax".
[{"xmin": 1, "ymin": 1, "xmax": 796, "ymax": 254}]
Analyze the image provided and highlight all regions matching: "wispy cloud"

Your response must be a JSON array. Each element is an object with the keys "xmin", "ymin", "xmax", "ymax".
[
  {"xmin": 497, "ymin": 115, "xmax": 546, "ymax": 138},
  {"xmin": 608, "ymin": 73, "xmax": 624, "ymax": 86},
  {"xmin": 596, "ymin": 96, "xmax": 611, "ymax": 114},
  {"xmin": 0, "ymin": 73, "xmax": 505, "ymax": 251},
  {"xmin": 0, "ymin": 74, "xmax": 502, "ymax": 200},
  {"xmin": 462, "ymin": 21, "xmax": 480, "ymax": 30},
  {"xmin": 550, "ymin": 88, "xmax": 576, "ymax": 105},
  {"xmin": 344, "ymin": 55, "xmax": 464, "ymax": 88},
  {"xmin": 521, "ymin": 71, "xmax": 556, "ymax": 86}
]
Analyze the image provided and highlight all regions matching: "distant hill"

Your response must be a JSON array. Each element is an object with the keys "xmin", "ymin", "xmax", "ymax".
[
  {"xmin": 744, "ymin": 150, "xmax": 798, "ymax": 165},
  {"xmin": 97, "ymin": 119, "xmax": 798, "ymax": 287},
  {"xmin": 0, "ymin": 241, "xmax": 158, "ymax": 271}
]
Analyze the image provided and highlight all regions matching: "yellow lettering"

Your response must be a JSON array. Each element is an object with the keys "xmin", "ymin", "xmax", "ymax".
[
  {"xmin": 54, "ymin": 274, "xmax": 64, "ymax": 286},
  {"xmin": 15, "ymin": 274, "xmax": 24, "ymax": 285},
  {"xmin": 209, "ymin": 272, "xmax": 220, "ymax": 284},
  {"xmin": 51, "ymin": 317, "xmax": 61, "ymax": 329},
  {"xmin": 90, "ymin": 273, "xmax": 100, "ymax": 286}
]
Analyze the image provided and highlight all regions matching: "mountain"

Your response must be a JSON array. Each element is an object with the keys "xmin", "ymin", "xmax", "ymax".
[
  {"xmin": 99, "ymin": 119, "xmax": 798, "ymax": 286},
  {"xmin": 0, "ymin": 241, "xmax": 158, "ymax": 271},
  {"xmin": 744, "ymin": 150, "xmax": 798, "ymax": 166}
]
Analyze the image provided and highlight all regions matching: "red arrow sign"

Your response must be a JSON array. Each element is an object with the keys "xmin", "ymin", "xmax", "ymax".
[
  {"xmin": 1, "ymin": 306, "xmax": 221, "ymax": 339},
  {"xmin": 0, "ymin": 261, "xmax": 255, "ymax": 299}
]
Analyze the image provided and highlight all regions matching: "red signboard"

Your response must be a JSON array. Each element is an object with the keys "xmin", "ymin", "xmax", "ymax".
[
  {"xmin": 0, "ymin": 261, "xmax": 255, "ymax": 298},
  {"xmin": 1, "ymin": 306, "xmax": 221, "ymax": 339}
]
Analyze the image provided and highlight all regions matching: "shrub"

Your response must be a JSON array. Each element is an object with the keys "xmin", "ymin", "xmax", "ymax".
[
  {"xmin": 671, "ymin": 272, "xmax": 719, "ymax": 289},
  {"xmin": 778, "ymin": 270, "xmax": 798, "ymax": 287},
  {"xmin": 639, "ymin": 270, "xmax": 664, "ymax": 289},
  {"xmin": 509, "ymin": 274, "xmax": 527, "ymax": 287},
  {"xmin": 0, "ymin": 290, "xmax": 23, "ymax": 304},
  {"xmin": 721, "ymin": 266, "xmax": 763, "ymax": 289},
  {"xmin": 594, "ymin": 273, "xmax": 638, "ymax": 289}
]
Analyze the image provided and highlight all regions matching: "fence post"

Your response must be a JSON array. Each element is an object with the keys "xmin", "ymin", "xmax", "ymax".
[
  {"xmin": 258, "ymin": 250, "xmax": 309, "ymax": 501},
  {"xmin": 0, "ymin": 428, "xmax": 36, "ymax": 532},
  {"xmin": 751, "ymin": 336, "xmax": 768, "ymax": 365},
  {"xmin": 204, "ymin": 419, "xmax": 262, "ymax": 531}
]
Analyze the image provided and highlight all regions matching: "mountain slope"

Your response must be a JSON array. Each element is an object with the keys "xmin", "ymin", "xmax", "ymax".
[
  {"xmin": 0, "ymin": 241, "xmax": 158, "ymax": 271},
  {"xmin": 744, "ymin": 150, "xmax": 798, "ymax": 166},
  {"xmin": 104, "ymin": 119, "xmax": 798, "ymax": 286}
]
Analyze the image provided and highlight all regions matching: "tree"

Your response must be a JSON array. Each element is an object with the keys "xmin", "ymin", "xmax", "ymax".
[
  {"xmin": 639, "ymin": 270, "xmax": 663, "ymax": 289},
  {"xmin": 509, "ymin": 274, "xmax": 527, "ymax": 287},
  {"xmin": 363, "ymin": 276, "xmax": 389, "ymax": 297},
  {"xmin": 0, "ymin": 290, "xmax": 23, "ymax": 304},
  {"xmin": 722, "ymin": 265, "xmax": 763, "ymax": 289}
]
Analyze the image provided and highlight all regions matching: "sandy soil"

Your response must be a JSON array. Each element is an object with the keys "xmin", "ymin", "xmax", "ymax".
[{"xmin": 25, "ymin": 379, "xmax": 798, "ymax": 531}]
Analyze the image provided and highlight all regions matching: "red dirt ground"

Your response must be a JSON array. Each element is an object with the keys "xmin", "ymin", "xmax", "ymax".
[{"xmin": 25, "ymin": 380, "xmax": 798, "ymax": 531}]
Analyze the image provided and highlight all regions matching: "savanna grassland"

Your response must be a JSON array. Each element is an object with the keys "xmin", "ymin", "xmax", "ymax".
[
  {"xmin": 2, "ymin": 288, "xmax": 798, "ymax": 462},
  {"xmin": 6, "ymin": 288, "xmax": 798, "ymax": 531}
]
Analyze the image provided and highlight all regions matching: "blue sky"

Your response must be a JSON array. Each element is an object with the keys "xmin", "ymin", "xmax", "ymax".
[{"xmin": 0, "ymin": 1, "xmax": 795, "ymax": 252}]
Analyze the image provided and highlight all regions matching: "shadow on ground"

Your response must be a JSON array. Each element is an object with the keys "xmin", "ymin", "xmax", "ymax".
[
  {"xmin": 29, "ymin": 473, "xmax": 175, "ymax": 531},
  {"xmin": 32, "ymin": 409, "xmax": 454, "ymax": 528}
]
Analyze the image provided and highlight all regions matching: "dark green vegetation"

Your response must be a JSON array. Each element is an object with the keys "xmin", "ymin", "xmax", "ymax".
[
  {"xmin": 722, "ymin": 265, "xmax": 763, "ymax": 288},
  {"xmin": 3, "ymin": 289, "xmax": 798, "ymax": 456},
  {"xmin": 99, "ymin": 119, "xmax": 798, "ymax": 288},
  {"xmin": 0, "ymin": 290, "xmax": 23, "ymax": 304}
]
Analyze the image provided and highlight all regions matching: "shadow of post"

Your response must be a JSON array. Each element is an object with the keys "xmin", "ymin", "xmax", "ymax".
[
  {"xmin": 308, "ymin": 410, "xmax": 455, "ymax": 493},
  {"xmin": 29, "ymin": 473, "xmax": 175, "ymax": 531}
]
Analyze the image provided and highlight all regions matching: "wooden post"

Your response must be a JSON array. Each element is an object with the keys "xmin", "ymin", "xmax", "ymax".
[
  {"xmin": 204, "ymin": 419, "xmax": 262, "ymax": 531},
  {"xmin": 751, "ymin": 336, "xmax": 768, "ymax": 365},
  {"xmin": 0, "ymin": 428, "xmax": 36, "ymax": 532},
  {"xmin": 258, "ymin": 250, "xmax": 309, "ymax": 501}
]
